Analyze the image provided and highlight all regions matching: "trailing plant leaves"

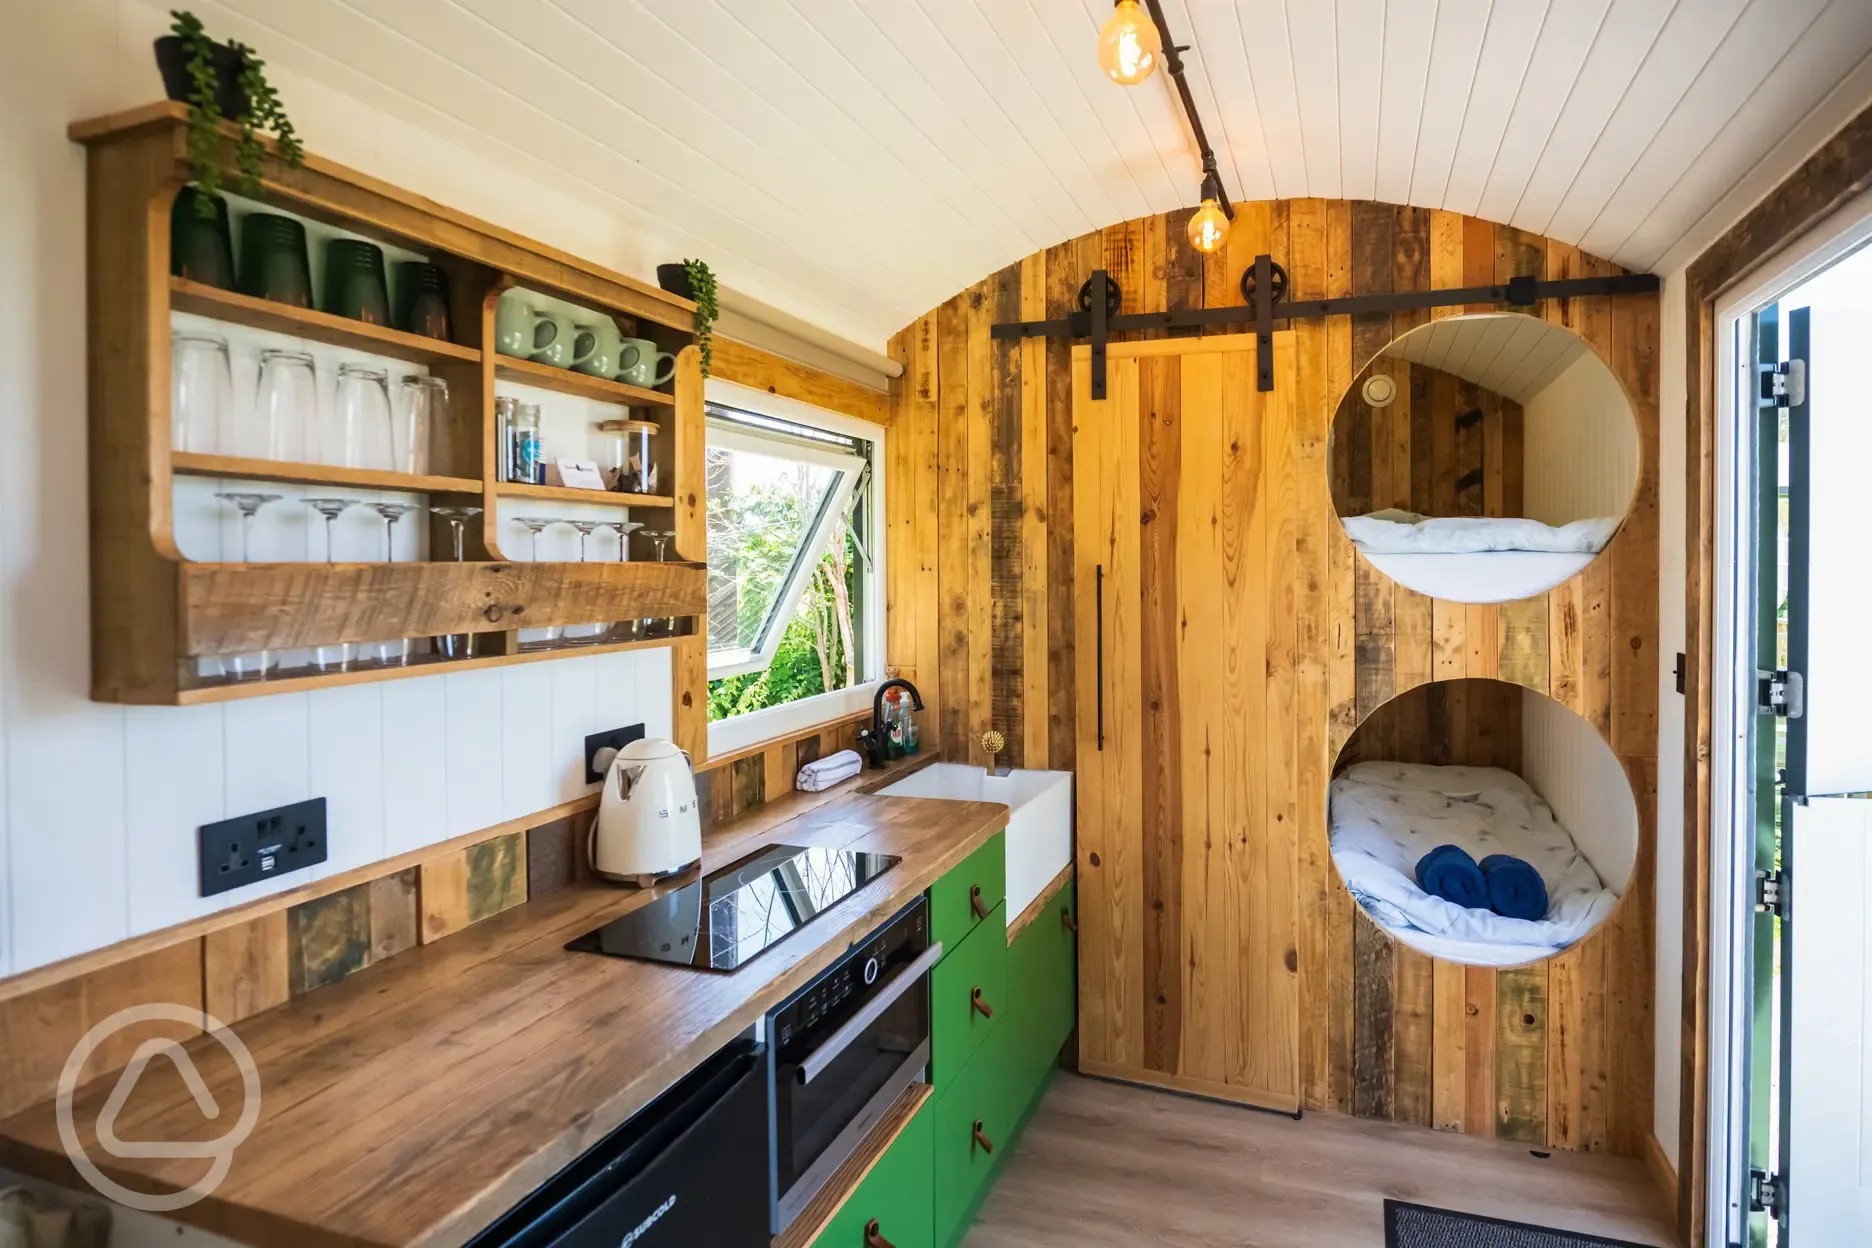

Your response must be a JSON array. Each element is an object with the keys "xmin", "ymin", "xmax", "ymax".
[{"xmin": 684, "ymin": 257, "xmax": 718, "ymax": 378}]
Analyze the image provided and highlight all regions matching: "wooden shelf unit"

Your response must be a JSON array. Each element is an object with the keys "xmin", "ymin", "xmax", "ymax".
[
  {"xmin": 493, "ymin": 481, "xmax": 675, "ymax": 509},
  {"xmin": 72, "ymin": 102, "xmax": 708, "ymax": 710}
]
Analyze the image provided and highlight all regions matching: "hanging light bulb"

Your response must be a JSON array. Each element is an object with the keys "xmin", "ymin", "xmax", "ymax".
[
  {"xmin": 1098, "ymin": 0, "xmax": 1162, "ymax": 86},
  {"xmin": 1188, "ymin": 197, "xmax": 1229, "ymax": 254}
]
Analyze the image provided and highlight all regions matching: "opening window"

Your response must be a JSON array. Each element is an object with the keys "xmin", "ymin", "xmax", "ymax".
[{"xmin": 705, "ymin": 399, "xmax": 876, "ymax": 724}]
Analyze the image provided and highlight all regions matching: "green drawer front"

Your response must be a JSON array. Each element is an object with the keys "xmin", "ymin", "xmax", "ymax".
[
  {"xmin": 933, "ymin": 1021, "xmax": 1019, "ymax": 1248},
  {"xmin": 930, "ymin": 832, "xmax": 1005, "ymax": 952},
  {"xmin": 930, "ymin": 902, "xmax": 1007, "ymax": 1087},
  {"xmin": 1008, "ymin": 880, "xmax": 1077, "ymax": 1085},
  {"xmin": 810, "ymin": 1095, "xmax": 934, "ymax": 1248}
]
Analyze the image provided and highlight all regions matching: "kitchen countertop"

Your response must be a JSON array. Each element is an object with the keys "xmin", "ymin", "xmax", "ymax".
[{"xmin": 0, "ymin": 762, "xmax": 1006, "ymax": 1248}]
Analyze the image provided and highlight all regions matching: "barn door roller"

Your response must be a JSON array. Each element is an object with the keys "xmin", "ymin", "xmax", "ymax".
[{"xmin": 991, "ymin": 256, "xmax": 1661, "ymax": 396}]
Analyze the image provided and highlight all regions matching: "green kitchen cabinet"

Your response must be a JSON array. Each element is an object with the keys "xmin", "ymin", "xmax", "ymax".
[
  {"xmin": 929, "ymin": 832, "xmax": 1005, "ymax": 953},
  {"xmin": 810, "ymin": 1096, "xmax": 935, "ymax": 1248},
  {"xmin": 1007, "ymin": 881, "xmax": 1077, "ymax": 1083},
  {"xmin": 932, "ymin": 1020, "xmax": 1021, "ymax": 1248},
  {"xmin": 929, "ymin": 902, "xmax": 1007, "ymax": 1087}
]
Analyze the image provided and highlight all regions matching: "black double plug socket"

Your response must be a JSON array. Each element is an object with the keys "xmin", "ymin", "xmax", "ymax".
[{"xmin": 198, "ymin": 797, "xmax": 328, "ymax": 897}]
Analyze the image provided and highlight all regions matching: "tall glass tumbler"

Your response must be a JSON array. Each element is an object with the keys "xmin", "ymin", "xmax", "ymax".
[
  {"xmin": 172, "ymin": 332, "xmax": 232, "ymax": 454},
  {"xmin": 254, "ymin": 349, "xmax": 316, "ymax": 462},
  {"xmin": 329, "ymin": 364, "xmax": 394, "ymax": 470},
  {"xmin": 394, "ymin": 376, "xmax": 445, "ymax": 476}
]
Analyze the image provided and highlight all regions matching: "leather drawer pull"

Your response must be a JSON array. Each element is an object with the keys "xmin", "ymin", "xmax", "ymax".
[
  {"xmin": 1061, "ymin": 909, "xmax": 1077, "ymax": 933},
  {"xmin": 972, "ymin": 1119, "xmax": 995, "ymax": 1155},
  {"xmin": 971, "ymin": 986, "xmax": 994, "ymax": 1018},
  {"xmin": 970, "ymin": 884, "xmax": 989, "ymax": 919},
  {"xmin": 864, "ymin": 1219, "xmax": 896, "ymax": 1248}
]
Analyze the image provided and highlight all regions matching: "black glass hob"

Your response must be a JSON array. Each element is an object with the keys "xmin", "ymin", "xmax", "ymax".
[{"xmin": 566, "ymin": 843, "xmax": 902, "ymax": 972}]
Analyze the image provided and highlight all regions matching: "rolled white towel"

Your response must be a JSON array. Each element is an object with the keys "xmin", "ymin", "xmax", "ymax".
[{"xmin": 796, "ymin": 749, "xmax": 863, "ymax": 792}]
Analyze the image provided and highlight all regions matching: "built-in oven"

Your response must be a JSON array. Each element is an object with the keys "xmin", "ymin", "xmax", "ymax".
[{"xmin": 767, "ymin": 897, "xmax": 938, "ymax": 1234}]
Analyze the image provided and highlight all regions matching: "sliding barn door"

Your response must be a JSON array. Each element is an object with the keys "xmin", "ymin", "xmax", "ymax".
[{"xmin": 1073, "ymin": 333, "xmax": 1302, "ymax": 1113}]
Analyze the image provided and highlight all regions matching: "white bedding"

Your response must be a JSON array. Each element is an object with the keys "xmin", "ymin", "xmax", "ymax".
[
  {"xmin": 1329, "ymin": 761, "xmax": 1616, "ymax": 954},
  {"xmin": 1343, "ymin": 510, "xmax": 1619, "ymax": 555},
  {"xmin": 1360, "ymin": 550, "xmax": 1597, "ymax": 603}
]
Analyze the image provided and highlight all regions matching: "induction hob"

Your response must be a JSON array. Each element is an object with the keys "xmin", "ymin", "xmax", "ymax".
[{"xmin": 565, "ymin": 843, "xmax": 902, "ymax": 971}]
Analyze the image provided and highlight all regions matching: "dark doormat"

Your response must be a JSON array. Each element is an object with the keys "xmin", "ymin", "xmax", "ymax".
[{"xmin": 1385, "ymin": 1201, "xmax": 1658, "ymax": 1248}]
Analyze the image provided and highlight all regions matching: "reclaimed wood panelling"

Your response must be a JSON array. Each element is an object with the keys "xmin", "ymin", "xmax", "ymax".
[{"xmin": 883, "ymin": 203, "xmax": 1657, "ymax": 1156}]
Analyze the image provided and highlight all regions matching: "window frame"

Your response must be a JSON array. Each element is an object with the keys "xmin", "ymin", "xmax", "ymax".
[{"xmin": 702, "ymin": 377, "xmax": 886, "ymax": 760}]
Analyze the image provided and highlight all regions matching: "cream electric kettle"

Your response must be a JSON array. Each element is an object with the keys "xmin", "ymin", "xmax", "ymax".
[{"xmin": 588, "ymin": 738, "xmax": 702, "ymax": 886}]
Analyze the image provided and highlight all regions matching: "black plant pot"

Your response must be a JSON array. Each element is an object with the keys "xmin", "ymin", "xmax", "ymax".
[
  {"xmin": 656, "ymin": 263, "xmax": 694, "ymax": 301},
  {"xmin": 154, "ymin": 35, "xmax": 251, "ymax": 120}
]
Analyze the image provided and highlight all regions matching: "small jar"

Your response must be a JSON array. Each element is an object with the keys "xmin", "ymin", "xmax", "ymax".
[
  {"xmin": 595, "ymin": 418, "xmax": 659, "ymax": 494},
  {"xmin": 495, "ymin": 396, "xmax": 518, "ymax": 482},
  {"xmin": 511, "ymin": 402, "xmax": 544, "ymax": 485}
]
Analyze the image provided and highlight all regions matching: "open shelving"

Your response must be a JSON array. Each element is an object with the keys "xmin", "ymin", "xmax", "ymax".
[{"xmin": 73, "ymin": 101, "xmax": 707, "ymax": 708}]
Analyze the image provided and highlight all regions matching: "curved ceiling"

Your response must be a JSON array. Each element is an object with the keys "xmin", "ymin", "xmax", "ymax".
[
  {"xmin": 1381, "ymin": 314, "xmax": 1590, "ymax": 403},
  {"xmin": 206, "ymin": 0, "xmax": 1872, "ymax": 351}
]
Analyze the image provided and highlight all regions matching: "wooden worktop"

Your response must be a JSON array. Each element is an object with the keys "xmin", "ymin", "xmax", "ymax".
[{"xmin": 0, "ymin": 778, "xmax": 1007, "ymax": 1248}]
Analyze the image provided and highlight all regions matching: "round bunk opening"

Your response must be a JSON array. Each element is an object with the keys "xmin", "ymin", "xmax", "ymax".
[
  {"xmin": 1328, "ymin": 313, "xmax": 1639, "ymax": 603},
  {"xmin": 1327, "ymin": 678, "xmax": 1638, "ymax": 968}
]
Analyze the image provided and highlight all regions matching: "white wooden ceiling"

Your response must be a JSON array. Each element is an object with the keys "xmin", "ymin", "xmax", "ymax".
[
  {"xmin": 199, "ymin": 0, "xmax": 1872, "ymax": 350},
  {"xmin": 1382, "ymin": 313, "xmax": 1590, "ymax": 402}
]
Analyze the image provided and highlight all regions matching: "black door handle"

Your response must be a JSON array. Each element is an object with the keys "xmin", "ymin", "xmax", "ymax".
[{"xmin": 1095, "ymin": 563, "xmax": 1105, "ymax": 751}]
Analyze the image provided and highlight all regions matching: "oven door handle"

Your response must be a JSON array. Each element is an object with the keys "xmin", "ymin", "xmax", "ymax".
[{"xmin": 797, "ymin": 941, "xmax": 944, "ymax": 1086}]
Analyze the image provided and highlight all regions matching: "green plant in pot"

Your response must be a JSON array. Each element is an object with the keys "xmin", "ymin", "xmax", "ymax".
[
  {"xmin": 656, "ymin": 258, "xmax": 719, "ymax": 378},
  {"xmin": 161, "ymin": 10, "xmax": 304, "ymax": 217}
]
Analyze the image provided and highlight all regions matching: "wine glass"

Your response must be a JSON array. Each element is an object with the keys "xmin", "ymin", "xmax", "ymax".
[
  {"xmin": 328, "ymin": 364, "xmax": 394, "ymax": 470},
  {"xmin": 562, "ymin": 520, "xmax": 609, "ymax": 646},
  {"xmin": 607, "ymin": 520, "xmax": 645, "ymax": 641},
  {"xmin": 643, "ymin": 529, "xmax": 675, "ymax": 637},
  {"xmin": 303, "ymin": 497, "xmax": 361, "ymax": 671},
  {"xmin": 430, "ymin": 505, "xmax": 483, "ymax": 659},
  {"xmin": 394, "ymin": 375, "xmax": 446, "ymax": 475},
  {"xmin": 255, "ymin": 349, "xmax": 316, "ymax": 462},
  {"xmin": 215, "ymin": 491, "xmax": 283, "ymax": 679},
  {"xmin": 172, "ymin": 332, "xmax": 231, "ymax": 454},
  {"xmin": 512, "ymin": 516, "xmax": 563, "ymax": 650},
  {"xmin": 360, "ymin": 502, "xmax": 420, "ymax": 666}
]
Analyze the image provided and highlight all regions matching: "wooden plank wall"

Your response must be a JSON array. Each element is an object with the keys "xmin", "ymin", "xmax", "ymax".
[
  {"xmin": 1330, "ymin": 358, "xmax": 1524, "ymax": 520},
  {"xmin": 884, "ymin": 201, "xmax": 1658, "ymax": 1156}
]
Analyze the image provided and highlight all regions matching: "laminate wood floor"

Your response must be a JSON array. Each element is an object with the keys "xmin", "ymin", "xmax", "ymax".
[{"xmin": 964, "ymin": 1074, "xmax": 1676, "ymax": 1247}]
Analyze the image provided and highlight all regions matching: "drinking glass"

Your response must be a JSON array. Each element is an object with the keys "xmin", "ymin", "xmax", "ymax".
[
  {"xmin": 172, "ymin": 332, "xmax": 231, "ymax": 454},
  {"xmin": 643, "ymin": 530, "xmax": 675, "ymax": 638},
  {"xmin": 607, "ymin": 520, "xmax": 645, "ymax": 641},
  {"xmin": 430, "ymin": 505, "xmax": 483, "ymax": 659},
  {"xmin": 394, "ymin": 375, "xmax": 446, "ymax": 475},
  {"xmin": 215, "ymin": 491, "xmax": 283, "ymax": 679},
  {"xmin": 513, "ymin": 517, "xmax": 563, "ymax": 650},
  {"xmin": 254, "ymin": 349, "xmax": 316, "ymax": 462},
  {"xmin": 303, "ymin": 498, "xmax": 361, "ymax": 671},
  {"xmin": 328, "ymin": 364, "xmax": 394, "ymax": 470},
  {"xmin": 562, "ymin": 520, "xmax": 610, "ymax": 646},
  {"xmin": 359, "ymin": 502, "xmax": 420, "ymax": 667}
]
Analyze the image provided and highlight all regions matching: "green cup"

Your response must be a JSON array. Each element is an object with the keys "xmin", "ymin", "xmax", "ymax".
[
  {"xmin": 170, "ymin": 187, "xmax": 234, "ymax": 290},
  {"xmin": 615, "ymin": 337, "xmax": 677, "ymax": 388},
  {"xmin": 494, "ymin": 293, "xmax": 555, "ymax": 358},
  {"xmin": 322, "ymin": 238, "xmax": 390, "ymax": 325},
  {"xmin": 395, "ymin": 261, "xmax": 452, "ymax": 341},
  {"xmin": 572, "ymin": 319, "xmax": 627, "ymax": 377},
  {"xmin": 237, "ymin": 213, "xmax": 312, "ymax": 308},
  {"xmin": 529, "ymin": 307, "xmax": 595, "ymax": 370}
]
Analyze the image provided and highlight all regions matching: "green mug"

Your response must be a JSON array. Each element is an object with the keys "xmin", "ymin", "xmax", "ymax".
[
  {"xmin": 322, "ymin": 238, "xmax": 390, "ymax": 325},
  {"xmin": 529, "ymin": 307, "xmax": 594, "ymax": 370},
  {"xmin": 572, "ymin": 319, "xmax": 628, "ymax": 377},
  {"xmin": 170, "ymin": 187, "xmax": 234, "ymax": 290},
  {"xmin": 494, "ymin": 294, "xmax": 557, "ymax": 359},
  {"xmin": 237, "ymin": 212, "xmax": 312, "ymax": 308},
  {"xmin": 616, "ymin": 337, "xmax": 677, "ymax": 388}
]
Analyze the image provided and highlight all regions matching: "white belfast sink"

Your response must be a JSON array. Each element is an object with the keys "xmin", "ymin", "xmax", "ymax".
[{"xmin": 876, "ymin": 763, "xmax": 1073, "ymax": 923}]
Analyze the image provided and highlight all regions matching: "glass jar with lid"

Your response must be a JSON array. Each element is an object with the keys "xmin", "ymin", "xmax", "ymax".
[{"xmin": 592, "ymin": 418, "xmax": 660, "ymax": 494}]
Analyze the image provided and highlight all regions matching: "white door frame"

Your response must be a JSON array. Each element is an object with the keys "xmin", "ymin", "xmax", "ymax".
[{"xmin": 1707, "ymin": 186, "xmax": 1872, "ymax": 1245}]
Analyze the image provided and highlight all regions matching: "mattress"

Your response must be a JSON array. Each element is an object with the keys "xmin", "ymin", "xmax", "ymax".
[
  {"xmin": 1328, "ymin": 761, "xmax": 1616, "ymax": 956},
  {"xmin": 1342, "ymin": 511, "xmax": 1617, "ymax": 603}
]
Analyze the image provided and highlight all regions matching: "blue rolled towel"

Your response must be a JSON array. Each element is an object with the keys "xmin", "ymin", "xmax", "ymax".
[
  {"xmin": 1480, "ymin": 854, "xmax": 1548, "ymax": 921},
  {"xmin": 1415, "ymin": 844, "xmax": 1488, "ymax": 909}
]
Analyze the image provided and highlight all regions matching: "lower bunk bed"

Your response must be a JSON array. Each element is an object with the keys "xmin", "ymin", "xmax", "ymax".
[{"xmin": 1327, "ymin": 761, "xmax": 1619, "ymax": 967}]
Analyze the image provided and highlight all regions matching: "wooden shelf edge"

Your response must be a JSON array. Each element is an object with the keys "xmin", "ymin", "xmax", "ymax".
[
  {"xmin": 171, "ymin": 277, "xmax": 481, "ymax": 365},
  {"xmin": 771, "ymin": 1083, "xmax": 933, "ymax": 1248},
  {"xmin": 172, "ymin": 452, "xmax": 482, "ymax": 495},
  {"xmin": 494, "ymin": 483, "xmax": 675, "ymax": 509},
  {"xmin": 1007, "ymin": 863, "xmax": 1075, "ymax": 946},
  {"xmin": 494, "ymin": 356, "xmax": 677, "ymax": 407}
]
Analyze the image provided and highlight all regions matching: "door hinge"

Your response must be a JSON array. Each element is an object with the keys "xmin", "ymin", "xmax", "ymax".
[
  {"xmin": 1749, "ymin": 1167, "xmax": 1785, "ymax": 1218},
  {"xmin": 1758, "ymin": 358, "xmax": 1806, "ymax": 408},
  {"xmin": 1756, "ymin": 669, "xmax": 1804, "ymax": 718},
  {"xmin": 1754, "ymin": 870, "xmax": 1785, "ymax": 918}
]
